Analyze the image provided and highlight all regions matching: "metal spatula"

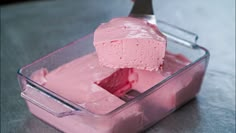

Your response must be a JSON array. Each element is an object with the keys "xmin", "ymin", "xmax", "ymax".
[
  {"xmin": 129, "ymin": 0, "xmax": 157, "ymax": 25},
  {"xmin": 129, "ymin": 0, "xmax": 199, "ymax": 48},
  {"xmin": 121, "ymin": 0, "xmax": 199, "ymax": 102},
  {"xmin": 120, "ymin": 0, "xmax": 155, "ymax": 102}
]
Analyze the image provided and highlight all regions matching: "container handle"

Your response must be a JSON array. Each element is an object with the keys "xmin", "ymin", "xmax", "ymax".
[
  {"xmin": 157, "ymin": 20, "xmax": 199, "ymax": 48},
  {"xmin": 21, "ymin": 84, "xmax": 79, "ymax": 117}
]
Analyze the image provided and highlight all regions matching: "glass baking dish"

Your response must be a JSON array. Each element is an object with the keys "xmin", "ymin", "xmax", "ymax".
[{"xmin": 17, "ymin": 20, "xmax": 210, "ymax": 133}]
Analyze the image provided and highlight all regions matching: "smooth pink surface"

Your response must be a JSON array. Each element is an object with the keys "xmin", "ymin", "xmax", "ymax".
[
  {"xmin": 94, "ymin": 17, "xmax": 166, "ymax": 71},
  {"xmin": 31, "ymin": 53, "xmax": 126, "ymax": 115},
  {"xmin": 31, "ymin": 51, "xmax": 190, "ymax": 114}
]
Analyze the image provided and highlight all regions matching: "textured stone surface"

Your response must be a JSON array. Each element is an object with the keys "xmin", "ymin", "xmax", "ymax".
[{"xmin": 1, "ymin": 0, "xmax": 235, "ymax": 133}]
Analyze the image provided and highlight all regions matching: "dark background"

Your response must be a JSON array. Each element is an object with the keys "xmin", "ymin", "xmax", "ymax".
[
  {"xmin": 1, "ymin": 0, "xmax": 31, "ymax": 5},
  {"xmin": 1, "ymin": 0, "xmax": 235, "ymax": 133}
]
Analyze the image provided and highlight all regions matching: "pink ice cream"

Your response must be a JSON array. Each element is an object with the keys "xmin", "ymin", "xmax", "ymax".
[
  {"xmin": 28, "ymin": 17, "xmax": 197, "ymax": 133},
  {"xmin": 94, "ymin": 17, "xmax": 166, "ymax": 71},
  {"xmin": 31, "ymin": 53, "xmax": 129, "ymax": 114},
  {"xmin": 31, "ymin": 51, "xmax": 191, "ymax": 114},
  {"xmin": 29, "ymin": 51, "xmax": 194, "ymax": 133}
]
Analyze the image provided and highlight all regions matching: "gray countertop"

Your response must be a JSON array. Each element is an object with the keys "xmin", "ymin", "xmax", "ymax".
[{"xmin": 1, "ymin": 0, "xmax": 235, "ymax": 133}]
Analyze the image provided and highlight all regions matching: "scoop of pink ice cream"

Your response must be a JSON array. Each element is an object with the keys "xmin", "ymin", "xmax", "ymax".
[{"xmin": 94, "ymin": 17, "xmax": 166, "ymax": 71}]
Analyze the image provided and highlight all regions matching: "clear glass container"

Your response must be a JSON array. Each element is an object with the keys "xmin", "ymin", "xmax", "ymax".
[{"xmin": 17, "ymin": 20, "xmax": 210, "ymax": 133}]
